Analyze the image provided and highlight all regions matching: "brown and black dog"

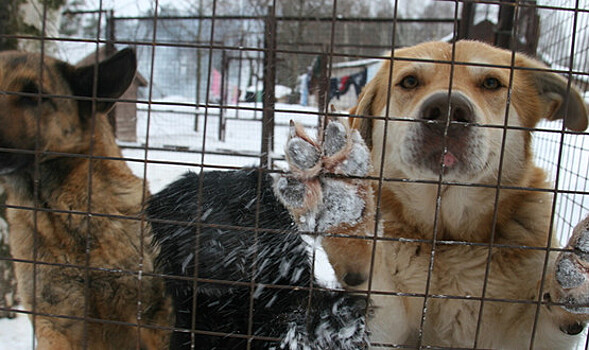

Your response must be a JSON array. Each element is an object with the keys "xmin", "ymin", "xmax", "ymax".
[
  {"xmin": 276, "ymin": 40, "xmax": 589, "ymax": 349},
  {"xmin": 0, "ymin": 49, "xmax": 171, "ymax": 349}
]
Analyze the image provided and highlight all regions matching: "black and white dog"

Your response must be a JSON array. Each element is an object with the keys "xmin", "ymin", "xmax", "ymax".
[{"xmin": 147, "ymin": 121, "xmax": 370, "ymax": 349}]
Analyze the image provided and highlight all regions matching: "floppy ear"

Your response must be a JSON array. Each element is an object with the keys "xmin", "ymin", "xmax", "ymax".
[
  {"xmin": 533, "ymin": 71, "xmax": 588, "ymax": 131},
  {"xmin": 349, "ymin": 59, "xmax": 393, "ymax": 149},
  {"xmin": 66, "ymin": 48, "xmax": 137, "ymax": 116},
  {"xmin": 349, "ymin": 80, "xmax": 379, "ymax": 149}
]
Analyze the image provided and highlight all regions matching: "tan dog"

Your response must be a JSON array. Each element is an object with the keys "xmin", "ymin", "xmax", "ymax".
[
  {"xmin": 0, "ymin": 50, "xmax": 172, "ymax": 349},
  {"xmin": 277, "ymin": 40, "xmax": 589, "ymax": 349}
]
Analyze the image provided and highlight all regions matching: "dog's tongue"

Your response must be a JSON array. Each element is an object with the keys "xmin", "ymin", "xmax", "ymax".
[{"xmin": 443, "ymin": 152, "xmax": 458, "ymax": 168}]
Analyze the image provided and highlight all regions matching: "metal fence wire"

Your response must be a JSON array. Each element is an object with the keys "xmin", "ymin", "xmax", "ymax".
[{"xmin": 0, "ymin": 0, "xmax": 588, "ymax": 349}]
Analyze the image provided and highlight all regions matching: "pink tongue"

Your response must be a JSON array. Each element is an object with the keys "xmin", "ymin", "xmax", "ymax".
[{"xmin": 443, "ymin": 152, "xmax": 457, "ymax": 167}]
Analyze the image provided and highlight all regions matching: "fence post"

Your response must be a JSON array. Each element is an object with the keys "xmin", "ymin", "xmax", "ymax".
[{"xmin": 261, "ymin": 5, "xmax": 276, "ymax": 169}]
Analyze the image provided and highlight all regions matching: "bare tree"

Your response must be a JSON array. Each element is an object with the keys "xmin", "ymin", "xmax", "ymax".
[
  {"xmin": 0, "ymin": 0, "xmax": 21, "ymax": 50},
  {"xmin": 0, "ymin": 187, "xmax": 15, "ymax": 319}
]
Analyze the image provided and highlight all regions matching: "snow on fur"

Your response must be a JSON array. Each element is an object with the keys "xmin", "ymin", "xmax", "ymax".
[{"xmin": 148, "ymin": 169, "xmax": 369, "ymax": 349}]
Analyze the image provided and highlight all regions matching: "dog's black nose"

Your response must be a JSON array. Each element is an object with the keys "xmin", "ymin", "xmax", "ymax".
[
  {"xmin": 420, "ymin": 93, "xmax": 474, "ymax": 124},
  {"xmin": 560, "ymin": 322, "xmax": 585, "ymax": 335},
  {"xmin": 343, "ymin": 272, "xmax": 366, "ymax": 287}
]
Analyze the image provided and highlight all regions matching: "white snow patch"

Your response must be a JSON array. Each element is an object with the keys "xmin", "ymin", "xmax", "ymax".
[{"xmin": 0, "ymin": 310, "xmax": 34, "ymax": 350}]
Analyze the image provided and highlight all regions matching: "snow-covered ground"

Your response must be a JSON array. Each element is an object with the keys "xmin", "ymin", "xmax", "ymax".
[{"xmin": 1, "ymin": 102, "xmax": 588, "ymax": 348}]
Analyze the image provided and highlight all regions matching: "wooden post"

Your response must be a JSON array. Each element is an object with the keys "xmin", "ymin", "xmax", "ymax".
[
  {"xmin": 261, "ymin": 5, "xmax": 276, "ymax": 169},
  {"xmin": 521, "ymin": 1, "xmax": 540, "ymax": 56},
  {"xmin": 0, "ymin": 0, "xmax": 19, "ymax": 50},
  {"xmin": 495, "ymin": 0, "xmax": 516, "ymax": 50},
  {"xmin": 458, "ymin": 1, "xmax": 475, "ymax": 40},
  {"xmin": 106, "ymin": 11, "xmax": 118, "ymax": 133}
]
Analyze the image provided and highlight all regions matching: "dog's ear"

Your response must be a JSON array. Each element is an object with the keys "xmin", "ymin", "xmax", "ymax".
[
  {"xmin": 533, "ymin": 71, "xmax": 588, "ymax": 131},
  {"xmin": 349, "ymin": 80, "xmax": 379, "ymax": 150},
  {"xmin": 349, "ymin": 60, "xmax": 393, "ymax": 150},
  {"xmin": 65, "ymin": 48, "xmax": 137, "ymax": 116}
]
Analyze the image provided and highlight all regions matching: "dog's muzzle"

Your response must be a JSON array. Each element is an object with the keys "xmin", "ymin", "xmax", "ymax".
[{"xmin": 405, "ymin": 92, "xmax": 479, "ymax": 175}]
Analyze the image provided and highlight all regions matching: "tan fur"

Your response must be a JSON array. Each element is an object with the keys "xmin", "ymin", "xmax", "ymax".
[
  {"xmin": 328, "ymin": 41, "xmax": 589, "ymax": 348},
  {"xmin": 0, "ymin": 51, "xmax": 172, "ymax": 349}
]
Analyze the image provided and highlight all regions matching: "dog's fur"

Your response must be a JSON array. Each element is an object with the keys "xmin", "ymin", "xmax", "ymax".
[
  {"xmin": 0, "ymin": 50, "xmax": 172, "ymax": 349},
  {"xmin": 276, "ymin": 40, "xmax": 589, "ymax": 349},
  {"xmin": 147, "ymin": 170, "xmax": 368, "ymax": 349}
]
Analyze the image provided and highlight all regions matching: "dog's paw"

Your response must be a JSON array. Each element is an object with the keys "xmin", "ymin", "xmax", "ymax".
[
  {"xmin": 274, "ymin": 119, "xmax": 371, "ymax": 233},
  {"xmin": 322, "ymin": 121, "xmax": 371, "ymax": 177},
  {"xmin": 284, "ymin": 121, "xmax": 322, "ymax": 177},
  {"xmin": 553, "ymin": 215, "xmax": 589, "ymax": 315}
]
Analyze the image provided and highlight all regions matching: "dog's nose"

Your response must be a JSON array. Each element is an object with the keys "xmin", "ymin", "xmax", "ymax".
[{"xmin": 420, "ymin": 93, "xmax": 474, "ymax": 124}]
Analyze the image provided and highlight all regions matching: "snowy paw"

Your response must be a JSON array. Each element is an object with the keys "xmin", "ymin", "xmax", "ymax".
[
  {"xmin": 284, "ymin": 121, "xmax": 322, "ymax": 177},
  {"xmin": 274, "ymin": 119, "xmax": 372, "ymax": 233},
  {"xmin": 322, "ymin": 121, "xmax": 371, "ymax": 177},
  {"xmin": 553, "ymin": 215, "xmax": 589, "ymax": 318}
]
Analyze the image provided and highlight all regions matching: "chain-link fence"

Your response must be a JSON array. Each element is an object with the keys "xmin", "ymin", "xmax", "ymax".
[{"xmin": 0, "ymin": 0, "xmax": 588, "ymax": 349}]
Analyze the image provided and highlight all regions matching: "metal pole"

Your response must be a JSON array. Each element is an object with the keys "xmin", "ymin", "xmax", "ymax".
[
  {"xmin": 317, "ymin": 51, "xmax": 328, "ymax": 137},
  {"xmin": 218, "ymin": 50, "xmax": 227, "ymax": 141},
  {"xmin": 261, "ymin": 5, "xmax": 276, "ymax": 169}
]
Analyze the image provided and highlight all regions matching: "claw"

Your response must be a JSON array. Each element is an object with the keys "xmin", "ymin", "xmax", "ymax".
[{"xmin": 289, "ymin": 120, "xmax": 320, "ymax": 149}]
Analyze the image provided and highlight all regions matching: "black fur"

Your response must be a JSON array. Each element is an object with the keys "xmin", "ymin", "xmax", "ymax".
[{"xmin": 147, "ymin": 169, "xmax": 368, "ymax": 349}]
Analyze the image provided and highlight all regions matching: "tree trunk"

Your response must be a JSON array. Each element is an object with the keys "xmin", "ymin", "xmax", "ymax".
[
  {"xmin": 0, "ymin": 0, "xmax": 20, "ymax": 51},
  {"xmin": 0, "ymin": 186, "xmax": 17, "ymax": 319}
]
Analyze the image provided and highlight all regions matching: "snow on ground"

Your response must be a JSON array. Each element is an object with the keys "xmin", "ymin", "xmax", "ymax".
[
  {"xmin": 1, "ymin": 102, "xmax": 588, "ymax": 348},
  {"xmin": 127, "ymin": 100, "xmax": 322, "ymax": 193},
  {"xmin": 0, "ymin": 310, "xmax": 33, "ymax": 349}
]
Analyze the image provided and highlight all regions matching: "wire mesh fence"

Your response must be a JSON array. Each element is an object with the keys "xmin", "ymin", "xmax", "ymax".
[{"xmin": 0, "ymin": 0, "xmax": 588, "ymax": 349}]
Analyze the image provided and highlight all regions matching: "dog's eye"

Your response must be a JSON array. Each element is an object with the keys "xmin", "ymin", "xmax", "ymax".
[
  {"xmin": 18, "ymin": 81, "xmax": 49, "ymax": 107},
  {"xmin": 481, "ymin": 77, "xmax": 502, "ymax": 90},
  {"xmin": 399, "ymin": 75, "xmax": 419, "ymax": 89}
]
